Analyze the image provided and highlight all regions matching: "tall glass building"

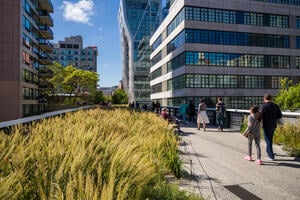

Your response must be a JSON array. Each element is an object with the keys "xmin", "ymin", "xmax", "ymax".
[
  {"xmin": 150, "ymin": 0, "xmax": 300, "ymax": 109},
  {"xmin": 0, "ymin": 0, "xmax": 54, "ymax": 122},
  {"xmin": 119, "ymin": 0, "xmax": 162, "ymax": 104}
]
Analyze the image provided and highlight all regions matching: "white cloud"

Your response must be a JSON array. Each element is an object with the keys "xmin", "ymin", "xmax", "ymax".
[{"xmin": 61, "ymin": 0, "xmax": 94, "ymax": 25}]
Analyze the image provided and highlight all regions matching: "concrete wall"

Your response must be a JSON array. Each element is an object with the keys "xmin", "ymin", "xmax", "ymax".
[{"xmin": 0, "ymin": 0, "xmax": 21, "ymax": 122}]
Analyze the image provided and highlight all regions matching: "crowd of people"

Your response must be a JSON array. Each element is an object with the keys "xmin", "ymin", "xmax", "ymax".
[
  {"xmin": 158, "ymin": 93, "xmax": 282, "ymax": 165},
  {"xmin": 128, "ymin": 93, "xmax": 282, "ymax": 165}
]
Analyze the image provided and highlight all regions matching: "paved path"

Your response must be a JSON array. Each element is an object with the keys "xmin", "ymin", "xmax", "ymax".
[{"xmin": 177, "ymin": 124, "xmax": 300, "ymax": 200}]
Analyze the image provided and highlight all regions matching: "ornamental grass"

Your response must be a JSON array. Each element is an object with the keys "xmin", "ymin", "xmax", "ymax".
[{"xmin": 0, "ymin": 109, "xmax": 197, "ymax": 200}]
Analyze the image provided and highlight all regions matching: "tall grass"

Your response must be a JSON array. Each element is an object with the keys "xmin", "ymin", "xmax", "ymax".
[
  {"xmin": 274, "ymin": 119, "xmax": 300, "ymax": 157},
  {"xmin": 0, "ymin": 109, "xmax": 196, "ymax": 199}
]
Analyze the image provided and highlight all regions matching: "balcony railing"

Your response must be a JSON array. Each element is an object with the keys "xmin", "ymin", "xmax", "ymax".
[
  {"xmin": 39, "ymin": 26, "xmax": 53, "ymax": 39},
  {"xmin": 38, "ymin": 11, "xmax": 53, "ymax": 26},
  {"xmin": 38, "ymin": 53, "xmax": 52, "ymax": 65},
  {"xmin": 39, "ymin": 39, "xmax": 53, "ymax": 52},
  {"xmin": 38, "ymin": 0, "xmax": 54, "ymax": 13}
]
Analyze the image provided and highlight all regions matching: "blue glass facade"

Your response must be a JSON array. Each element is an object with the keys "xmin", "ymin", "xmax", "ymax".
[
  {"xmin": 119, "ymin": 0, "xmax": 162, "ymax": 103},
  {"xmin": 150, "ymin": 0, "xmax": 300, "ymax": 109},
  {"xmin": 252, "ymin": 0, "xmax": 300, "ymax": 6},
  {"xmin": 166, "ymin": 7, "xmax": 289, "ymax": 37}
]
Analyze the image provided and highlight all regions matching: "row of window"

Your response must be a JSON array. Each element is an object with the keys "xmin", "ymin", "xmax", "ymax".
[
  {"xmin": 151, "ymin": 67, "xmax": 162, "ymax": 80},
  {"xmin": 152, "ymin": 51, "xmax": 162, "ymax": 65},
  {"xmin": 167, "ymin": 96, "xmax": 263, "ymax": 110},
  {"xmin": 167, "ymin": 29, "xmax": 290, "ymax": 54},
  {"xmin": 53, "ymin": 49, "xmax": 97, "ymax": 56},
  {"xmin": 58, "ymin": 61, "xmax": 96, "ymax": 70},
  {"xmin": 22, "ymin": 87, "xmax": 39, "ymax": 100},
  {"xmin": 55, "ymin": 55, "xmax": 94, "ymax": 61},
  {"xmin": 151, "ymin": 83, "xmax": 162, "ymax": 93},
  {"xmin": 23, "ymin": 16, "xmax": 39, "ymax": 42},
  {"xmin": 165, "ymin": 74, "xmax": 288, "ymax": 90},
  {"xmin": 22, "ymin": 69, "xmax": 39, "ymax": 84},
  {"xmin": 163, "ymin": 52, "xmax": 292, "ymax": 72},
  {"xmin": 22, "ymin": 104, "xmax": 44, "ymax": 117},
  {"xmin": 167, "ymin": 6, "xmax": 290, "ymax": 37},
  {"xmin": 151, "ymin": 35, "xmax": 162, "ymax": 50},
  {"xmin": 252, "ymin": 0, "xmax": 300, "ymax": 6},
  {"xmin": 60, "ymin": 44, "xmax": 79, "ymax": 49}
]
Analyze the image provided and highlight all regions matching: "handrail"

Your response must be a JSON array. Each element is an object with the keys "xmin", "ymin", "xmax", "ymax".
[
  {"xmin": 0, "ymin": 106, "xmax": 96, "ymax": 129},
  {"xmin": 1, "ymin": 106, "xmax": 298, "ymax": 130},
  {"xmin": 226, "ymin": 108, "xmax": 300, "ymax": 117}
]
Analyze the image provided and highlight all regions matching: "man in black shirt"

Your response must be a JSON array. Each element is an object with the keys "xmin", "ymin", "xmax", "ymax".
[{"xmin": 259, "ymin": 93, "xmax": 282, "ymax": 160}]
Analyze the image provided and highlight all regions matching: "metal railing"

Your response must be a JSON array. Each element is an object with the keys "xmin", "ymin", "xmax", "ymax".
[
  {"xmin": 160, "ymin": 106, "xmax": 300, "ymax": 130},
  {"xmin": 0, "ymin": 106, "xmax": 96, "ymax": 130},
  {"xmin": 1, "ymin": 105, "xmax": 299, "ymax": 132}
]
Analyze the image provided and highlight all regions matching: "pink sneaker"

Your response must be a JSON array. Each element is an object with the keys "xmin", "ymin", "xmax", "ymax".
[
  {"xmin": 244, "ymin": 156, "xmax": 252, "ymax": 161},
  {"xmin": 255, "ymin": 159, "xmax": 263, "ymax": 165}
]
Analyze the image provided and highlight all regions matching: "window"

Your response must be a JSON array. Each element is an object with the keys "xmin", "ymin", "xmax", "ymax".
[
  {"xmin": 297, "ymin": 17, "xmax": 300, "ymax": 29},
  {"xmin": 296, "ymin": 57, "xmax": 300, "ymax": 69},
  {"xmin": 297, "ymin": 36, "xmax": 300, "ymax": 49},
  {"xmin": 22, "ymin": 51, "xmax": 31, "ymax": 67}
]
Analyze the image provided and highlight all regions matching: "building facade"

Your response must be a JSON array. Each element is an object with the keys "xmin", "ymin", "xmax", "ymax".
[
  {"xmin": 52, "ymin": 36, "xmax": 98, "ymax": 72},
  {"xmin": 0, "ymin": 0, "xmax": 54, "ymax": 122},
  {"xmin": 150, "ymin": 0, "xmax": 300, "ymax": 109},
  {"xmin": 118, "ymin": 0, "xmax": 162, "ymax": 104}
]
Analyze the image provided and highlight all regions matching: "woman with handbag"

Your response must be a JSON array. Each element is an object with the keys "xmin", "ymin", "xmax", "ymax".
[{"xmin": 243, "ymin": 105, "xmax": 263, "ymax": 165}]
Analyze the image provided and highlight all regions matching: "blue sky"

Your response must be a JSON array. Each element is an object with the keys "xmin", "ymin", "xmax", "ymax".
[{"xmin": 51, "ymin": 0, "xmax": 122, "ymax": 87}]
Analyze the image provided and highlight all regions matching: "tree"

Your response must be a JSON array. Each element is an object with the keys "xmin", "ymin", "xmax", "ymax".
[
  {"xmin": 112, "ymin": 88, "xmax": 128, "ymax": 104},
  {"xmin": 92, "ymin": 91, "xmax": 105, "ymax": 104},
  {"xmin": 47, "ymin": 63, "xmax": 99, "ymax": 104},
  {"xmin": 275, "ymin": 78, "xmax": 300, "ymax": 111},
  {"xmin": 62, "ymin": 67, "xmax": 98, "ymax": 96},
  {"xmin": 48, "ymin": 62, "xmax": 66, "ymax": 94}
]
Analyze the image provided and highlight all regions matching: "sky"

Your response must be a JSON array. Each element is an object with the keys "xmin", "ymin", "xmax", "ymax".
[{"xmin": 51, "ymin": 0, "xmax": 122, "ymax": 87}]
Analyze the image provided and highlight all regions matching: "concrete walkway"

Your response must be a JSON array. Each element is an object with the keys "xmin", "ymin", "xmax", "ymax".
[{"xmin": 176, "ymin": 123, "xmax": 300, "ymax": 200}]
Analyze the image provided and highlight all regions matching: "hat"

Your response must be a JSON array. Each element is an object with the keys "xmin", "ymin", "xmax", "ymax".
[{"xmin": 162, "ymin": 107, "xmax": 167, "ymax": 110}]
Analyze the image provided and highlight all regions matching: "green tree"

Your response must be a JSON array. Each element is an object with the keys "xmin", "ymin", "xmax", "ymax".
[
  {"xmin": 47, "ymin": 63, "xmax": 99, "ymax": 104},
  {"xmin": 48, "ymin": 62, "xmax": 66, "ymax": 94},
  {"xmin": 275, "ymin": 78, "xmax": 300, "ymax": 111},
  {"xmin": 62, "ymin": 67, "xmax": 98, "ymax": 96},
  {"xmin": 92, "ymin": 91, "xmax": 105, "ymax": 104},
  {"xmin": 112, "ymin": 88, "xmax": 128, "ymax": 104}
]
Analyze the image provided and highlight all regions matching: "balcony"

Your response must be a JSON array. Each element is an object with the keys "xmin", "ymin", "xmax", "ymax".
[
  {"xmin": 38, "ymin": 67, "xmax": 53, "ymax": 79},
  {"xmin": 39, "ymin": 81, "xmax": 53, "ymax": 90},
  {"xmin": 38, "ymin": 0, "xmax": 54, "ymax": 13},
  {"xmin": 39, "ymin": 39, "xmax": 53, "ymax": 53},
  {"xmin": 38, "ymin": 11, "xmax": 53, "ymax": 26},
  {"xmin": 38, "ymin": 53, "xmax": 52, "ymax": 65},
  {"xmin": 39, "ymin": 26, "xmax": 53, "ymax": 39}
]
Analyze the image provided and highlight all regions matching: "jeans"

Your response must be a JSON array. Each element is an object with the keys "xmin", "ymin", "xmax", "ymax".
[
  {"xmin": 216, "ymin": 114, "xmax": 224, "ymax": 129},
  {"xmin": 263, "ymin": 127, "xmax": 276, "ymax": 159},
  {"xmin": 181, "ymin": 113, "xmax": 187, "ymax": 123}
]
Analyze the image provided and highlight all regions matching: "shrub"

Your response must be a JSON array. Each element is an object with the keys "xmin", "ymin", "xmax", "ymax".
[{"xmin": 274, "ymin": 120, "xmax": 300, "ymax": 157}]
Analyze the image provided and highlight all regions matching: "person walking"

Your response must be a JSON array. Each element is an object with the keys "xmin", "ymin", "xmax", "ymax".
[
  {"xmin": 179, "ymin": 100, "xmax": 188, "ymax": 124},
  {"xmin": 188, "ymin": 101, "xmax": 196, "ymax": 123},
  {"xmin": 259, "ymin": 93, "xmax": 282, "ymax": 160},
  {"xmin": 197, "ymin": 99, "xmax": 210, "ymax": 131},
  {"xmin": 155, "ymin": 100, "xmax": 161, "ymax": 115},
  {"xmin": 216, "ymin": 97, "xmax": 226, "ymax": 132},
  {"xmin": 243, "ymin": 105, "xmax": 263, "ymax": 165}
]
